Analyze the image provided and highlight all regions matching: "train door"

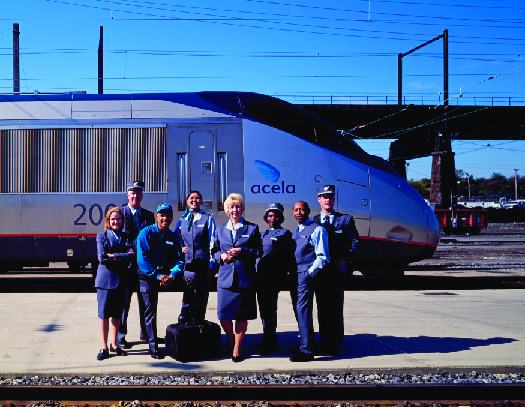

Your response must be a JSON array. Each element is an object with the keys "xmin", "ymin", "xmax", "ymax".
[{"xmin": 171, "ymin": 123, "xmax": 243, "ymax": 225}]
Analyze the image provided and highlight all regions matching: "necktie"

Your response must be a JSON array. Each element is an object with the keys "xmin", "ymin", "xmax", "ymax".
[
  {"xmin": 263, "ymin": 229, "xmax": 270, "ymax": 238},
  {"xmin": 133, "ymin": 210, "xmax": 141, "ymax": 230},
  {"xmin": 322, "ymin": 215, "xmax": 330, "ymax": 229},
  {"xmin": 293, "ymin": 226, "xmax": 299, "ymax": 239}
]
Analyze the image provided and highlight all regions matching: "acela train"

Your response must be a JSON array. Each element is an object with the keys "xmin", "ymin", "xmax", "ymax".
[{"xmin": 0, "ymin": 92, "xmax": 440, "ymax": 275}]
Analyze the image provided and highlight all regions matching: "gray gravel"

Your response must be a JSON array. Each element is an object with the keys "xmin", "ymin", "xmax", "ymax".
[{"xmin": 1, "ymin": 372, "xmax": 524, "ymax": 385}]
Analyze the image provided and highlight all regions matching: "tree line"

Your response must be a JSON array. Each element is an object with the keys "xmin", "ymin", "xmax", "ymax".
[{"xmin": 408, "ymin": 170, "xmax": 524, "ymax": 201}]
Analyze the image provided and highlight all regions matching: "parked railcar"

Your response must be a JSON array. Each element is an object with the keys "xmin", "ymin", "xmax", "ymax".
[
  {"xmin": 0, "ymin": 92, "xmax": 440, "ymax": 276},
  {"xmin": 435, "ymin": 208, "xmax": 488, "ymax": 235}
]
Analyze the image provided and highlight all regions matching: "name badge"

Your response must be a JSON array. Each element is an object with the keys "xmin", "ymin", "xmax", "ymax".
[
  {"xmin": 166, "ymin": 241, "xmax": 174, "ymax": 245},
  {"xmin": 335, "ymin": 230, "xmax": 343, "ymax": 234},
  {"xmin": 300, "ymin": 235, "xmax": 309, "ymax": 239},
  {"xmin": 271, "ymin": 237, "xmax": 278, "ymax": 241},
  {"xmin": 241, "ymin": 234, "xmax": 250, "ymax": 238},
  {"xmin": 197, "ymin": 224, "xmax": 205, "ymax": 228}
]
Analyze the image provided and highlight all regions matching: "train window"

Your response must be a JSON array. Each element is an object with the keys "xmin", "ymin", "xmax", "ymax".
[
  {"xmin": 473, "ymin": 214, "xmax": 480, "ymax": 223},
  {"xmin": 201, "ymin": 162, "xmax": 213, "ymax": 174},
  {"xmin": 177, "ymin": 153, "xmax": 188, "ymax": 211},
  {"xmin": 243, "ymin": 101, "xmax": 365, "ymax": 153},
  {"xmin": 217, "ymin": 153, "xmax": 227, "ymax": 211}
]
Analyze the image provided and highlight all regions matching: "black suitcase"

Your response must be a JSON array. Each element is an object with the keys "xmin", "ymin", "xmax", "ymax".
[{"xmin": 165, "ymin": 320, "xmax": 222, "ymax": 362}]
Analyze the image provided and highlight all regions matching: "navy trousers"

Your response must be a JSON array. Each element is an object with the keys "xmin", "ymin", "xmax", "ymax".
[
  {"xmin": 315, "ymin": 265, "xmax": 345, "ymax": 347},
  {"xmin": 291, "ymin": 270, "xmax": 317, "ymax": 355},
  {"xmin": 180, "ymin": 260, "xmax": 211, "ymax": 322},
  {"xmin": 256, "ymin": 286, "xmax": 279, "ymax": 344},
  {"xmin": 137, "ymin": 277, "xmax": 160, "ymax": 352},
  {"xmin": 118, "ymin": 268, "xmax": 147, "ymax": 342}
]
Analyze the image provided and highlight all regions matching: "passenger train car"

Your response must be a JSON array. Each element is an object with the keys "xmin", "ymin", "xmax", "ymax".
[{"xmin": 0, "ymin": 92, "xmax": 440, "ymax": 275}]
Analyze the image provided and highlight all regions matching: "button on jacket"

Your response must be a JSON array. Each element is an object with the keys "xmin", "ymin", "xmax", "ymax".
[
  {"xmin": 212, "ymin": 219, "xmax": 262, "ymax": 289},
  {"xmin": 95, "ymin": 230, "xmax": 134, "ymax": 290}
]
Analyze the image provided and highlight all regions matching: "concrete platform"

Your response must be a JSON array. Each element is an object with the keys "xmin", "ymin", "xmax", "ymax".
[{"xmin": 0, "ymin": 290, "xmax": 524, "ymax": 376}]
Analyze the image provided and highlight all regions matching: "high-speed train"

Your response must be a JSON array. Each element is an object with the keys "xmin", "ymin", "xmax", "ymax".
[{"xmin": 0, "ymin": 92, "xmax": 440, "ymax": 275}]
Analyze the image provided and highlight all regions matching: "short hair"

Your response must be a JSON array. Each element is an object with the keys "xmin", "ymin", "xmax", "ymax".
[
  {"xmin": 224, "ymin": 193, "xmax": 245, "ymax": 215},
  {"xmin": 263, "ymin": 210, "xmax": 284, "ymax": 224},
  {"xmin": 294, "ymin": 201, "xmax": 310, "ymax": 214},
  {"xmin": 104, "ymin": 206, "xmax": 124, "ymax": 231},
  {"xmin": 186, "ymin": 190, "xmax": 203, "ymax": 201}
]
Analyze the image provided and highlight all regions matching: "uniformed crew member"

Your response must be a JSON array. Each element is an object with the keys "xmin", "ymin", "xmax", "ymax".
[
  {"xmin": 289, "ymin": 201, "xmax": 329, "ymax": 362},
  {"xmin": 95, "ymin": 207, "xmax": 134, "ymax": 360},
  {"xmin": 173, "ymin": 190, "xmax": 217, "ymax": 323},
  {"xmin": 117, "ymin": 181, "xmax": 156, "ymax": 349},
  {"xmin": 313, "ymin": 184, "xmax": 360, "ymax": 356},
  {"xmin": 211, "ymin": 193, "xmax": 262, "ymax": 363},
  {"xmin": 255, "ymin": 202, "xmax": 292, "ymax": 355},
  {"xmin": 136, "ymin": 203, "xmax": 184, "ymax": 359}
]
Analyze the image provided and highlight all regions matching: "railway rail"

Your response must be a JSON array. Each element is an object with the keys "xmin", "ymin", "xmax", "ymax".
[{"xmin": 1, "ymin": 383, "xmax": 525, "ymax": 406}]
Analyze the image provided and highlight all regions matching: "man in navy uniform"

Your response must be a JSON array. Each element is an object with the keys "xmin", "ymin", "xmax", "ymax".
[
  {"xmin": 117, "ymin": 181, "xmax": 156, "ymax": 349},
  {"xmin": 136, "ymin": 203, "xmax": 184, "ymax": 359},
  {"xmin": 313, "ymin": 184, "xmax": 360, "ymax": 356},
  {"xmin": 289, "ymin": 201, "xmax": 329, "ymax": 362}
]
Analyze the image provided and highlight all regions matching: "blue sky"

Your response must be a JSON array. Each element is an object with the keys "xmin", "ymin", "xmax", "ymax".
[{"xmin": 1, "ymin": 0, "xmax": 524, "ymax": 180}]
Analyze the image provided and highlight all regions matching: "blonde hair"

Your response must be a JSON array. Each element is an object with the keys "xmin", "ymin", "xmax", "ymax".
[{"xmin": 223, "ymin": 193, "xmax": 245, "ymax": 215}]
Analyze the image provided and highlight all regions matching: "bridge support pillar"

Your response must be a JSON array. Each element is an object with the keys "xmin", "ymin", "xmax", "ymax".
[{"xmin": 430, "ymin": 150, "xmax": 456, "ymax": 208}]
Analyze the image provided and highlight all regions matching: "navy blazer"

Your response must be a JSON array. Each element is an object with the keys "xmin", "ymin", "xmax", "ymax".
[
  {"xmin": 212, "ymin": 219, "xmax": 262, "ymax": 289},
  {"xmin": 256, "ymin": 227, "xmax": 292, "ymax": 285},
  {"xmin": 121, "ymin": 205, "xmax": 156, "ymax": 241},
  {"xmin": 313, "ymin": 212, "xmax": 360, "ymax": 263},
  {"xmin": 95, "ymin": 230, "xmax": 134, "ymax": 290}
]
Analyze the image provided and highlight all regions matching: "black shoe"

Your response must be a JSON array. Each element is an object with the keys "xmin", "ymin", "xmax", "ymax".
[
  {"xmin": 110, "ymin": 344, "xmax": 127, "ymax": 356},
  {"xmin": 149, "ymin": 349, "xmax": 164, "ymax": 359},
  {"xmin": 96, "ymin": 349, "xmax": 109, "ymax": 360},
  {"xmin": 232, "ymin": 355, "xmax": 244, "ymax": 363},
  {"xmin": 117, "ymin": 338, "xmax": 131, "ymax": 349},
  {"xmin": 326, "ymin": 346, "xmax": 341, "ymax": 356},
  {"xmin": 256, "ymin": 342, "xmax": 278, "ymax": 355},
  {"xmin": 290, "ymin": 351, "xmax": 314, "ymax": 362}
]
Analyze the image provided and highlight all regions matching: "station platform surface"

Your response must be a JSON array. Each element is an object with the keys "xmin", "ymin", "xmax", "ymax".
[{"xmin": 1, "ymin": 289, "xmax": 524, "ymax": 376}]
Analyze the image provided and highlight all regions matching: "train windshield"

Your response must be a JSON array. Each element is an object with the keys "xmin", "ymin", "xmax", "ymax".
[{"xmin": 242, "ymin": 100, "xmax": 365, "ymax": 154}]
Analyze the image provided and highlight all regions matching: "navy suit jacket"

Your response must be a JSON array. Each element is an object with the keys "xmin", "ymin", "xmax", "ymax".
[
  {"xmin": 313, "ymin": 212, "xmax": 360, "ymax": 263},
  {"xmin": 256, "ymin": 227, "xmax": 292, "ymax": 285},
  {"xmin": 121, "ymin": 205, "xmax": 155, "ymax": 241},
  {"xmin": 95, "ymin": 230, "xmax": 134, "ymax": 290},
  {"xmin": 212, "ymin": 220, "xmax": 261, "ymax": 289}
]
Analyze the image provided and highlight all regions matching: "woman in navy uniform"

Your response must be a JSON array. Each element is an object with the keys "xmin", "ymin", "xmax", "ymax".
[
  {"xmin": 95, "ymin": 207, "xmax": 134, "ymax": 360},
  {"xmin": 255, "ymin": 202, "xmax": 292, "ymax": 355},
  {"xmin": 173, "ymin": 190, "xmax": 217, "ymax": 323},
  {"xmin": 212, "ymin": 193, "xmax": 261, "ymax": 362}
]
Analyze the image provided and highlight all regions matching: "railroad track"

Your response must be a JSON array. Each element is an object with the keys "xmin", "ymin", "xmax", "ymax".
[{"xmin": 1, "ymin": 384, "xmax": 525, "ymax": 406}]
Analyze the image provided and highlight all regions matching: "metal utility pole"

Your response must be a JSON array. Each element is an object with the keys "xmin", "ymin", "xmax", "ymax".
[
  {"xmin": 13, "ymin": 23, "xmax": 20, "ymax": 93},
  {"xmin": 515, "ymin": 169, "xmax": 519, "ymax": 201},
  {"xmin": 466, "ymin": 172, "xmax": 471, "ymax": 201},
  {"xmin": 398, "ymin": 29, "xmax": 448, "ymax": 106},
  {"xmin": 98, "ymin": 26, "xmax": 103, "ymax": 94}
]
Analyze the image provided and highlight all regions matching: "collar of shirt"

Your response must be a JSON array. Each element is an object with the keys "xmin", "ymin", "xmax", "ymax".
[
  {"xmin": 185, "ymin": 209, "xmax": 203, "ymax": 222},
  {"xmin": 226, "ymin": 217, "xmax": 244, "ymax": 232},
  {"xmin": 128, "ymin": 204, "xmax": 141, "ymax": 217},
  {"xmin": 297, "ymin": 217, "xmax": 313, "ymax": 232},
  {"xmin": 321, "ymin": 211, "xmax": 334, "ymax": 224}
]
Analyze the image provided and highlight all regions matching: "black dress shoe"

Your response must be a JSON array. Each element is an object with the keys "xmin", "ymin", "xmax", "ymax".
[
  {"xmin": 326, "ymin": 346, "xmax": 341, "ymax": 357},
  {"xmin": 258, "ymin": 342, "xmax": 278, "ymax": 355},
  {"xmin": 232, "ymin": 355, "xmax": 244, "ymax": 363},
  {"xmin": 149, "ymin": 349, "xmax": 164, "ymax": 359},
  {"xmin": 96, "ymin": 349, "xmax": 109, "ymax": 360},
  {"xmin": 110, "ymin": 344, "xmax": 127, "ymax": 356},
  {"xmin": 289, "ymin": 352, "xmax": 314, "ymax": 362},
  {"xmin": 117, "ymin": 338, "xmax": 131, "ymax": 349}
]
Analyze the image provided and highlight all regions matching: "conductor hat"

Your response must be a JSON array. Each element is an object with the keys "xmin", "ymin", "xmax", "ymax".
[
  {"xmin": 316, "ymin": 185, "xmax": 336, "ymax": 196},
  {"xmin": 265, "ymin": 202, "xmax": 284, "ymax": 214},
  {"xmin": 127, "ymin": 181, "xmax": 145, "ymax": 191}
]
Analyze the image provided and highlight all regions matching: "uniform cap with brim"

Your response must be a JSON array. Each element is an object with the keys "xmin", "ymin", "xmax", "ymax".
[
  {"xmin": 316, "ymin": 185, "xmax": 336, "ymax": 195},
  {"xmin": 127, "ymin": 181, "xmax": 145, "ymax": 191},
  {"xmin": 265, "ymin": 202, "xmax": 284, "ymax": 213},
  {"xmin": 156, "ymin": 203, "xmax": 173, "ymax": 213}
]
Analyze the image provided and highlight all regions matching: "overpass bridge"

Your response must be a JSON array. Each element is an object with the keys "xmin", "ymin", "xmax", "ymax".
[{"xmin": 298, "ymin": 103, "xmax": 524, "ymax": 206}]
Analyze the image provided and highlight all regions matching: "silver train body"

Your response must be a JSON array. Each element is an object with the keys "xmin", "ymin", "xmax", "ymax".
[{"xmin": 0, "ymin": 92, "xmax": 440, "ymax": 274}]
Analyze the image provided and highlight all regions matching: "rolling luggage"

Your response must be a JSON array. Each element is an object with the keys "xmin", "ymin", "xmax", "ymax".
[{"xmin": 165, "ymin": 320, "xmax": 222, "ymax": 362}]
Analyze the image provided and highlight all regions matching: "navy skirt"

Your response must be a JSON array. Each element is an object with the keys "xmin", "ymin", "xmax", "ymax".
[
  {"xmin": 217, "ymin": 286, "xmax": 257, "ymax": 321},
  {"xmin": 97, "ymin": 285, "xmax": 126, "ymax": 319}
]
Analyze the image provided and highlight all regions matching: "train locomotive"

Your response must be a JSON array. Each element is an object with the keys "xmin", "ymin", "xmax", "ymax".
[{"xmin": 0, "ymin": 92, "xmax": 441, "ymax": 276}]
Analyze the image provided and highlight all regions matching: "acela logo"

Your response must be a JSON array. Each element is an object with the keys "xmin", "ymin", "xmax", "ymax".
[{"xmin": 251, "ymin": 160, "xmax": 296, "ymax": 194}]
